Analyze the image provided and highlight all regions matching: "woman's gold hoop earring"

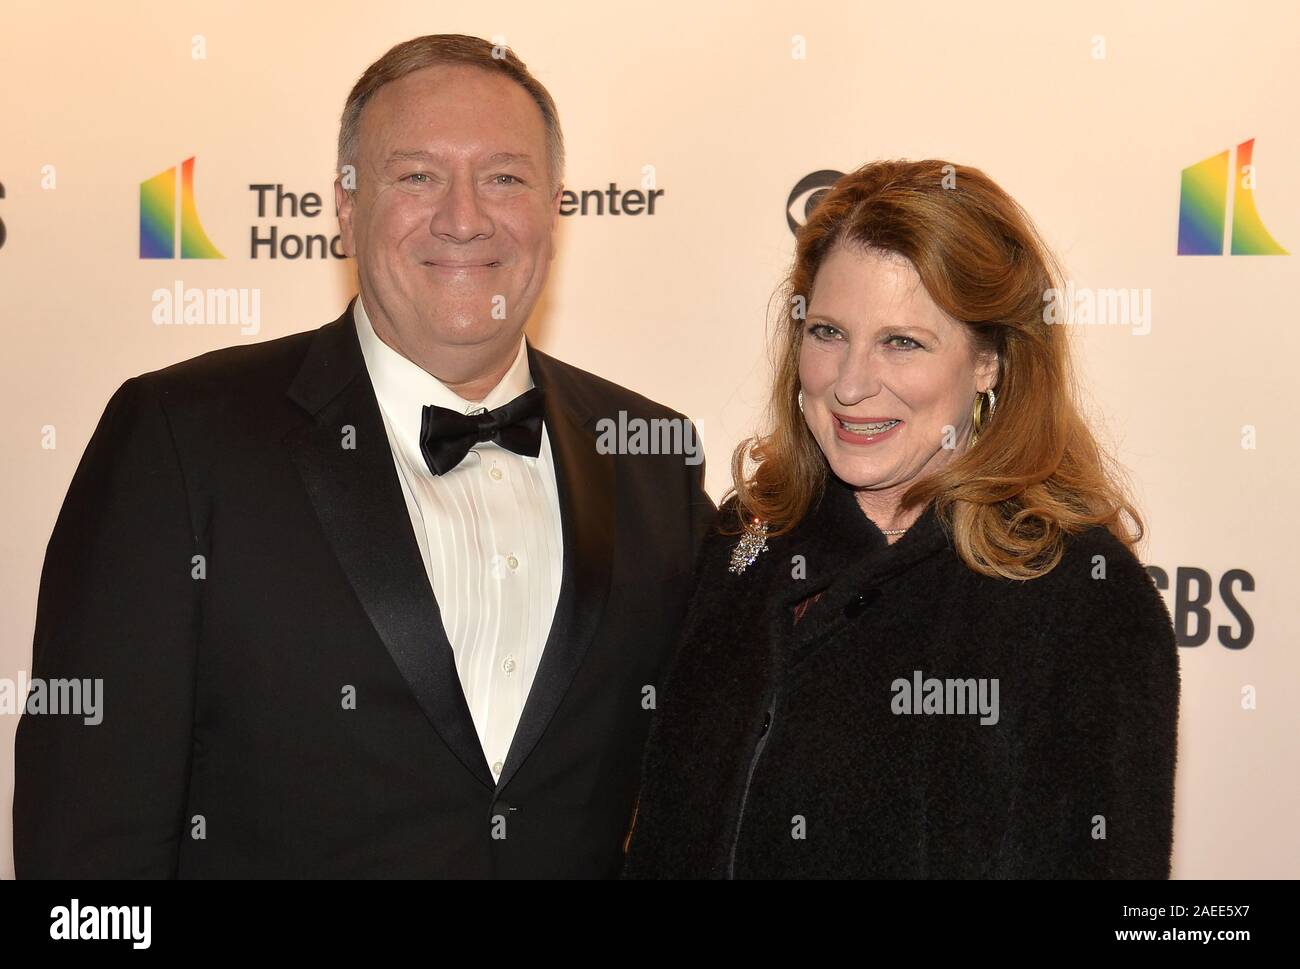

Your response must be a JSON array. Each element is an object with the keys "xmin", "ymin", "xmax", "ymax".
[
  {"xmin": 798, "ymin": 390, "xmax": 804, "ymax": 414},
  {"xmin": 971, "ymin": 388, "xmax": 997, "ymax": 445}
]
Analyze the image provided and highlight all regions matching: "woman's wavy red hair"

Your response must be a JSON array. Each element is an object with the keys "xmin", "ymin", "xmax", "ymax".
[{"xmin": 728, "ymin": 159, "xmax": 1143, "ymax": 580}]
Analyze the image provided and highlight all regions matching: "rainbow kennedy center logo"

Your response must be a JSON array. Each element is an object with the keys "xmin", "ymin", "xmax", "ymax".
[
  {"xmin": 140, "ymin": 156, "xmax": 223, "ymax": 259},
  {"xmin": 1178, "ymin": 138, "xmax": 1287, "ymax": 255}
]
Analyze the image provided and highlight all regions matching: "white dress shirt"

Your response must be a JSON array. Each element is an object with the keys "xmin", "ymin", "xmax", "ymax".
[{"xmin": 353, "ymin": 294, "xmax": 564, "ymax": 783}]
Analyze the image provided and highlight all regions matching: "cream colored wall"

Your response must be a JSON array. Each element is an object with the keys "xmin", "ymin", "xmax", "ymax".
[{"xmin": 2, "ymin": 0, "xmax": 1296, "ymax": 878}]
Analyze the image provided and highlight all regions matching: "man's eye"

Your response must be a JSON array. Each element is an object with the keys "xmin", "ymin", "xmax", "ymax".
[
  {"xmin": 493, "ymin": 174, "xmax": 520, "ymax": 185},
  {"xmin": 402, "ymin": 173, "xmax": 431, "ymax": 184}
]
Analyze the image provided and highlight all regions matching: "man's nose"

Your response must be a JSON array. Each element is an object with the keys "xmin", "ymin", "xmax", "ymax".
[{"xmin": 428, "ymin": 177, "xmax": 494, "ymax": 243}]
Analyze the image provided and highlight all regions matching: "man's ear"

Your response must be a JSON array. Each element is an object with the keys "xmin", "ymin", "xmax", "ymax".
[
  {"xmin": 550, "ymin": 183, "xmax": 564, "ymax": 221},
  {"xmin": 334, "ymin": 178, "xmax": 357, "ymax": 258}
]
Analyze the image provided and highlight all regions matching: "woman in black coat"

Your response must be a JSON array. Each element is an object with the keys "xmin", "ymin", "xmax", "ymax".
[{"xmin": 622, "ymin": 160, "xmax": 1180, "ymax": 879}]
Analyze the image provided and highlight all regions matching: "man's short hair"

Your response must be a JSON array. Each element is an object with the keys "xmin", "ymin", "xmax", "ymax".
[{"xmin": 337, "ymin": 34, "xmax": 565, "ymax": 193}]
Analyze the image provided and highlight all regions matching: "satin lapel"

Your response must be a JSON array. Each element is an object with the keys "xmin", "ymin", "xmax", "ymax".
[
  {"xmin": 283, "ymin": 302, "xmax": 494, "ymax": 789},
  {"xmin": 496, "ymin": 343, "xmax": 616, "ymax": 791}
]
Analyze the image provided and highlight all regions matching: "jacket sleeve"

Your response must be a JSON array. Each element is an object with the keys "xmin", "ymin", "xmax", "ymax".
[
  {"xmin": 995, "ymin": 532, "xmax": 1180, "ymax": 878},
  {"xmin": 682, "ymin": 416, "xmax": 716, "ymax": 571},
  {"xmin": 622, "ymin": 498, "xmax": 737, "ymax": 879},
  {"xmin": 14, "ymin": 376, "xmax": 201, "ymax": 878}
]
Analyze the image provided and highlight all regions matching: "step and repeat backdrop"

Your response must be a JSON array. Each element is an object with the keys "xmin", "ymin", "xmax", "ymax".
[{"xmin": 1, "ymin": 0, "xmax": 1296, "ymax": 878}]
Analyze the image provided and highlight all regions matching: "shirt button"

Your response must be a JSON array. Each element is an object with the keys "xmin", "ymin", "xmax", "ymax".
[
  {"xmin": 506, "ymin": 554, "xmax": 519, "ymax": 570},
  {"xmin": 502, "ymin": 655, "xmax": 516, "ymax": 674},
  {"xmin": 492, "ymin": 761, "xmax": 503, "ymax": 777},
  {"xmin": 489, "ymin": 466, "xmax": 503, "ymax": 480}
]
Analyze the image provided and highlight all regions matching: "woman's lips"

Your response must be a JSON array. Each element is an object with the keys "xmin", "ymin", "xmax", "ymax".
[{"xmin": 831, "ymin": 414, "xmax": 903, "ymax": 445}]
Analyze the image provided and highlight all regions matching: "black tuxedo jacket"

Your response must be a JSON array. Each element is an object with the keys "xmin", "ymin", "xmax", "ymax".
[{"xmin": 14, "ymin": 302, "xmax": 714, "ymax": 878}]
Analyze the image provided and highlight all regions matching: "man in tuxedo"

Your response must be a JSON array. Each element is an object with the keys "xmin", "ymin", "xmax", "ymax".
[{"xmin": 14, "ymin": 34, "xmax": 713, "ymax": 878}]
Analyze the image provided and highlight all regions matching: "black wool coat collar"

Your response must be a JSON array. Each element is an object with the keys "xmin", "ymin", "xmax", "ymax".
[{"xmin": 762, "ymin": 476, "xmax": 953, "ymax": 661}]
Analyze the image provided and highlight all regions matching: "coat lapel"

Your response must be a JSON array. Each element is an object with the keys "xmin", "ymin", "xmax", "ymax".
[
  {"xmin": 766, "ymin": 476, "xmax": 953, "ymax": 660},
  {"xmin": 283, "ymin": 301, "xmax": 495, "ymax": 789},
  {"xmin": 495, "ymin": 343, "xmax": 616, "ymax": 791}
]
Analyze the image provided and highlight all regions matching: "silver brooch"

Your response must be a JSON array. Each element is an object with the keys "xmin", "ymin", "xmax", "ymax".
[{"xmin": 728, "ymin": 517, "xmax": 770, "ymax": 575}]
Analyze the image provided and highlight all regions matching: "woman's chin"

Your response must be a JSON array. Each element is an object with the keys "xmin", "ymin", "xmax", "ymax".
[{"xmin": 825, "ymin": 461, "xmax": 896, "ymax": 491}]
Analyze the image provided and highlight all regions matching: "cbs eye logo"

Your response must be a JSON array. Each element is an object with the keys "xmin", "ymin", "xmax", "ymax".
[{"xmin": 786, "ymin": 169, "xmax": 843, "ymax": 235}]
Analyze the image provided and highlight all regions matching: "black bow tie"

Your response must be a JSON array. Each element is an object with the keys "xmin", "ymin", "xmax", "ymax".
[{"xmin": 419, "ymin": 386, "xmax": 545, "ymax": 476}]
